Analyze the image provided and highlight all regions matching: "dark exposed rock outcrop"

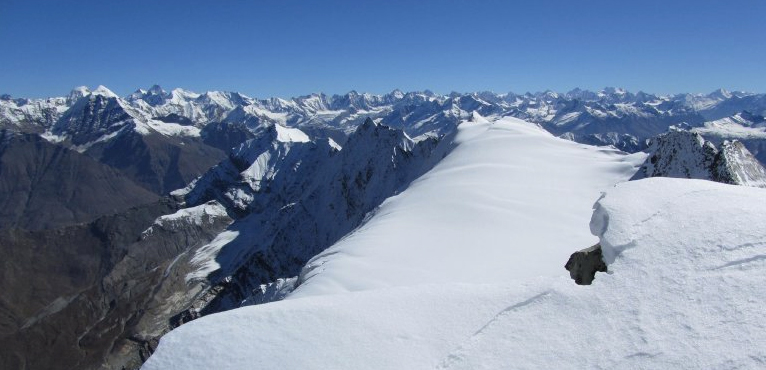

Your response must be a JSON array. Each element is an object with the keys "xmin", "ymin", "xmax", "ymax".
[{"xmin": 565, "ymin": 244, "xmax": 608, "ymax": 285}]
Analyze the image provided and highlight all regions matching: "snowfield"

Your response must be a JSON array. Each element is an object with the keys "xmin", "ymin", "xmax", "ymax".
[
  {"xmin": 440, "ymin": 178, "xmax": 766, "ymax": 369},
  {"xmin": 143, "ymin": 118, "xmax": 766, "ymax": 370},
  {"xmin": 290, "ymin": 116, "xmax": 642, "ymax": 297}
]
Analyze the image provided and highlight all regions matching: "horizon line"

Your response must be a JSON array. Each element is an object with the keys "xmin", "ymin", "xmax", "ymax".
[{"xmin": 2, "ymin": 85, "xmax": 758, "ymax": 101}]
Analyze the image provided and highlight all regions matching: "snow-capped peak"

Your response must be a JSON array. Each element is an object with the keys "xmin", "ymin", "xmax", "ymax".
[
  {"xmin": 602, "ymin": 87, "xmax": 627, "ymax": 95},
  {"xmin": 709, "ymin": 88, "xmax": 732, "ymax": 100},
  {"xmin": 148, "ymin": 84, "xmax": 165, "ymax": 95},
  {"xmin": 7, "ymin": 85, "xmax": 766, "ymax": 165},
  {"xmin": 170, "ymin": 88, "xmax": 201, "ymax": 100},
  {"xmin": 359, "ymin": 117, "xmax": 379, "ymax": 129},
  {"xmin": 389, "ymin": 89, "xmax": 405, "ymax": 99},
  {"xmin": 91, "ymin": 85, "xmax": 118, "ymax": 98},
  {"xmin": 67, "ymin": 86, "xmax": 91, "ymax": 102}
]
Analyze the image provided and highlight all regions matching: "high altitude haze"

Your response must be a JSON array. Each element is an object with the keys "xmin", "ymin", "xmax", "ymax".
[{"xmin": 1, "ymin": 0, "xmax": 765, "ymax": 98}]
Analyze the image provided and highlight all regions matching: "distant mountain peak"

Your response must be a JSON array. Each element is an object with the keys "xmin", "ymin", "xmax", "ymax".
[
  {"xmin": 68, "ymin": 86, "xmax": 91, "ymax": 102},
  {"xmin": 388, "ymin": 89, "xmax": 404, "ymax": 99},
  {"xmin": 602, "ymin": 87, "xmax": 627, "ymax": 95},
  {"xmin": 710, "ymin": 88, "xmax": 732, "ymax": 99},
  {"xmin": 170, "ymin": 87, "xmax": 201, "ymax": 100},
  {"xmin": 92, "ymin": 85, "xmax": 118, "ymax": 98},
  {"xmin": 4, "ymin": 84, "xmax": 766, "ymax": 160},
  {"xmin": 148, "ymin": 84, "xmax": 165, "ymax": 95},
  {"xmin": 361, "ymin": 117, "xmax": 377, "ymax": 128}
]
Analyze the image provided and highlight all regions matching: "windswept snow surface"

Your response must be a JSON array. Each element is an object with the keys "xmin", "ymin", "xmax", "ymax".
[
  {"xmin": 145, "ymin": 119, "xmax": 766, "ymax": 370},
  {"xmin": 434, "ymin": 178, "xmax": 766, "ymax": 370},
  {"xmin": 290, "ymin": 117, "xmax": 642, "ymax": 296}
]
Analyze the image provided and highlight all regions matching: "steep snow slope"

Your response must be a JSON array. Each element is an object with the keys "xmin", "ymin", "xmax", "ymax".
[{"xmin": 144, "ymin": 177, "xmax": 766, "ymax": 370}]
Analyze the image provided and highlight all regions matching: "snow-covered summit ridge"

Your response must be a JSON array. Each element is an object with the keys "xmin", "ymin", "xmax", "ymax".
[
  {"xmin": 593, "ymin": 177, "xmax": 766, "ymax": 266},
  {"xmin": 287, "ymin": 116, "xmax": 641, "ymax": 298},
  {"xmin": 143, "ymin": 154, "xmax": 766, "ymax": 370}
]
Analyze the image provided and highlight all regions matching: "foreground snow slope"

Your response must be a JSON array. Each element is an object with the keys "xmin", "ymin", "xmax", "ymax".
[{"xmin": 438, "ymin": 178, "xmax": 766, "ymax": 369}]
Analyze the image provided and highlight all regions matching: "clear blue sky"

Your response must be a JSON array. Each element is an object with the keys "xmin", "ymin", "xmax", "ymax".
[{"xmin": 1, "ymin": 0, "xmax": 764, "ymax": 98}]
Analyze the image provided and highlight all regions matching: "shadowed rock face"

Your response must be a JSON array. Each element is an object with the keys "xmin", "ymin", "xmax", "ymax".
[
  {"xmin": 0, "ymin": 131, "xmax": 159, "ymax": 230},
  {"xmin": 0, "ymin": 200, "xmax": 175, "ymax": 370},
  {"xmin": 565, "ymin": 244, "xmax": 608, "ymax": 285},
  {"xmin": 200, "ymin": 121, "xmax": 256, "ymax": 152},
  {"xmin": 0, "ymin": 199, "xmax": 235, "ymax": 370},
  {"xmin": 84, "ymin": 130, "xmax": 226, "ymax": 195}
]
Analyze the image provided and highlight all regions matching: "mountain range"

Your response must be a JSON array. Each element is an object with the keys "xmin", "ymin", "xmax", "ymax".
[
  {"xmin": 1, "ymin": 86, "xmax": 766, "ymax": 370},
  {"xmin": 4, "ymin": 86, "xmax": 766, "ymax": 152}
]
